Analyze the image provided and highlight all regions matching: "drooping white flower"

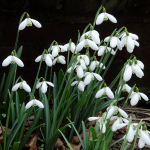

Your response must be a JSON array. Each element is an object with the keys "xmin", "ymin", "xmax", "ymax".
[
  {"xmin": 116, "ymin": 83, "xmax": 132, "ymax": 94},
  {"xmin": 36, "ymin": 80, "xmax": 54, "ymax": 93},
  {"xmin": 49, "ymin": 42, "xmax": 67, "ymax": 57},
  {"xmin": 2, "ymin": 54, "xmax": 24, "ymax": 67},
  {"xmin": 80, "ymin": 26, "xmax": 100, "ymax": 44},
  {"xmin": 35, "ymin": 50, "xmax": 54, "ymax": 67},
  {"xmin": 98, "ymin": 45, "xmax": 115, "ymax": 56},
  {"xmin": 130, "ymin": 87, "xmax": 149, "ymax": 106},
  {"xmin": 133, "ymin": 60, "xmax": 144, "ymax": 70},
  {"xmin": 12, "ymin": 79, "xmax": 31, "ymax": 92},
  {"xmin": 104, "ymin": 35, "xmax": 122, "ymax": 50},
  {"xmin": 95, "ymin": 83, "xmax": 114, "ymax": 99},
  {"xmin": 90, "ymin": 60, "xmax": 106, "ymax": 71},
  {"xmin": 88, "ymin": 117, "xmax": 100, "ymax": 122},
  {"xmin": 76, "ymin": 35, "xmax": 98, "ymax": 52},
  {"xmin": 71, "ymin": 80, "xmax": 86, "ymax": 91},
  {"xmin": 96, "ymin": 8, "xmax": 117, "ymax": 25},
  {"xmin": 52, "ymin": 55, "xmax": 66, "ymax": 65},
  {"xmin": 123, "ymin": 60, "xmax": 144, "ymax": 82},
  {"xmin": 64, "ymin": 42, "xmax": 76, "ymax": 53},
  {"xmin": 138, "ymin": 128, "xmax": 150, "ymax": 148},
  {"xmin": 19, "ymin": 14, "xmax": 42, "ymax": 30},
  {"xmin": 25, "ymin": 99, "xmax": 44, "ymax": 109},
  {"xmin": 84, "ymin": 70, "xmax": 103, "ymax": 85},
  {"xmin": 77, "ymin": 55, "xmax": 90, "ymax": 66}
]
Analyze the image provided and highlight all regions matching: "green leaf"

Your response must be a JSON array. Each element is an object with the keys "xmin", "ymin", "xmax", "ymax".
[
  {"xmin": 91, "ymin": 127, "xmax": 97, "ymax": 141},
  {"xmin": 105, "ymin": 128, "xmax": 113, "ymax": 147},
  {"xmin": 120, "ymin": 142, "xmax": 130, "ymax": 150},
  {"xmin": 15, "ymin": 91, "xmax": 20, "ymax": 117},
  {"xmin": 0, "ymin": 73, "xmax": 5, "ymax": 96},
  {"xmin": 82, "ymin": 121, "xmax": 88, "ymax": 149},
  {"xmin": 12, "ymin": 142, "xmax": 20, "ymax": 150}
]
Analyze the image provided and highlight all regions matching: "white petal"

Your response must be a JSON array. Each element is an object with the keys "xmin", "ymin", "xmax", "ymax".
[
  {"xmin": 126, "ymin": 126, "xmax": 134, "ymax": 142},
  {"xmin": 127, "ymin": 36, "xmax": 134, "ymax": 49},
  {"xmin": 87, "ymin": 39, "xmax": 98, "ymax": 50},
  {"xmin": 98, "ymin": 46, "xmax": 105, "ymax": 56},
  {"xmin": 59, "ymin": 45, "xmax": 67, "ymax": 52},
  {"xmin": 46, "ymin": 81, "xmax": 54, "ymax": 87},
  {"xmin": 71, "ymin": 81, "xmax": 78, "ymax": 86},
  {"xmin": 91, "ymin": 31, "xmax": 100, "ymax": 44},
  {"xmin": 110, "ymin": 37, "xmax": 117, "ymax": 48},
  {"xmin": 115, "ymin": 123, "xmax": 127, "ymax": 130},
  {"xmin": 35, "ymin": 55, "xmax": 42, "ymax": 62},
  {"xmin": 58, "ymin": 56, "xmax": 66, "ymax": 64},
  {"xmin": 52, "ymin": 47, "xmax": 59, "ymax": 57},
  {"xmin": 67, "ymin": 67, "xmax": 73, "ymax": 73},
  {"xmin": 77, "ymin": 66, "xmax": 83, "ymax": 78},
  {"xmin": 25, "ymin": 100, "xmax": 33, "ymax": 109},
  {"xmin": 76, "ymin": 40, "xmax": 85, "ymax": 52},
  {"xmin": 95, "ymin": 88, "xmax": 104, "ymax": 98},
  {"xmin": 35, "ymin": 100, "xmax": 44, "ymax": 108},
  {"xmin": 104, "ymin": 36, "xmax": 110, "ymax": 42},
  {"xmin": 133, "ymin": 66, "xmax": 144, "ymax": 78},
  {"xmin": 93, "ymin": 73, "xmax": 103, "ymax": 81},
  {"xmin": 78, "ymin": 82, "xmax": 85, "ymax": 91},
  {"xmin": 112, "ymin": 119, "xmax": 120, "ymax": 131},
  {"xmin": 137, "ymin": 60, "xmax": 144, "ymax": 70},
  {"xmin": 117, "ymin": 38, "xmax": 122, "ymax": 50},
  {"xmin": 45, "ymin": 55, "xmax": 52, "ymax": 66},
  {"xmin": 138, "ymin": 138, "xmax": 145, "ymax": 148},
  {"xmin": 106, "ymin": 107, "xmax": 115, "ymax": 119},
  {"xmin": 30, "ymin": 18, "xmax": 42, "ymax": 28},
  {"xmin": 22, "ymin": 81, "xmax": 31, "ymax": 92},
  {"xmin": 84, "ymin": 74, "xmax": 92, "ymax": 85},
  {"xmin": 41, "ymin": 82, "xmax": 47, "ymax": 93},
  {"xmin": 129, "ymin": 33, "xmax": 139, "ymax": 40},
  {"xmin": 96, "ymin": 13, "xmax": 104, "ymax": 25},
  {"xmin": 106, "ymin": 13, "xmax": 117, "ymax": 23},
  {"xmin": 102, "ymin": 124, "xmax": 106, "ymax": 133},
  {"xmin": 90, "ymin": 62, "xmax": 96, "ymax": 71},
  {"xmin": 106, "ymin": 87, "xmax": 114, "ymax": 99},
  {"xmin": 123, "ymin": 66, "xmax": 132, "ymax": 81},
  {"xmin": 141, "ymin": 130, "xmax": 150, "ymax": 145},
  {"xmin": 139, "ymin": 93, "xmax": 149, "ymax": 101},
  {"xmin": 52, "ymin": 58, "xmax": 57, "ymax": 65},
  {"xmin": 118, "ymin": 108, "xmax": 128, "ymax": 118},
  {"xmin": 131, "ymin": 93, "xmax": 139, "ymax": 106},
  {"xmin": 12, "ymin": 83, "xmax": 21, "ymax": 91},
  {"xmin": 19, "ymin": 18, "xmax": 27, "ymax": 30},
  {"xmin": 36, "ymin": 82, "xmax": 42, "ymax": 89},
  {"xmin": 2, "ymin": 56, "xmax": 12, "ymax": 66},
  {"xmin": 88, "ymin": 117, "xmax": 99, "ymax": 121},
  {"xmin": 14, "ymin": 56, "xmax": 24, "ymax": 67}
]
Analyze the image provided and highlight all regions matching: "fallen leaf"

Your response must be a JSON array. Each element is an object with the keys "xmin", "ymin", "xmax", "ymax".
[
  {"xmin": 54, "ymin": 138, "xmax": 65, "ymax": 150},
  {"xmin": 0, "ymin": 126, "xmax": 11, "ymax": 143}
]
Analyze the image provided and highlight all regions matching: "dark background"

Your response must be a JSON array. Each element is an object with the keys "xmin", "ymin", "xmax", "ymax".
[{"xmin": 0, "ymin": 0, "xmax": 150, "ymax": 99}]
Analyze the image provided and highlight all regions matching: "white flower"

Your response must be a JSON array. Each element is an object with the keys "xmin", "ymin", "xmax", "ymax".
[
  {"xmin": 53, "ymin": 55, "xmax": 66, "ymax": 65},
  {"xmin": 77, "ymin": 55, "xmax": 90, "ymax": 66},
  {"xmin": 2, "ymin": 53, "xmax": 24, "ymax": 67},
  {"xmin": 19, "ymin": 17, "xmax": 42, "ymax": 30},
  {"xmin": 96, "ymin": 8, "xmax": 117, "ymax": 25},
  {"xmin": 76, "ymin": 36, "xmax": 98, "ymax": 52},
  {"xmin": 104, "ymin": 36, "xmax": 122, "ymax": 50},
  {"xmin": 130, "ymin": 88, "xmax": 149, "ymax": 106},
  {"xmin": 25, "ymin": 99, "xmax": 44, "ymax": 109},
  {"xmin": 36, "ymin": 80, "xmax": 54, "ymax": 93},
  {"xmin": 49, "ymin": 43, "xmax": 67, "ymax": 57},
  {"xmin": 64, "ymin": 42, "xmax": 76, "ymax": 53},
  {"xmin": 98, "ymin": 45, "xmax": 115, "ymax": 56},
  {"xmin": 133, "ymin": 59, "xmax": 144, "ymax": 70},
  {"xmin": 138, "ymin": 129, "xmax": 150, "ymax": 148},
  {"xmin": 95, "ymin": 84, "xmax": 114, "ymax": 99},
  {"xmin": 84, "ymin": 71, "xmax": 103, "ymax": 85},
  {"xmin": 35, "ymin": 53, "xmax": 54, "ymax": 67},
  {"xmin": 125, "ymin": 124, "xmax": 135, "ymax": 142},
  {"xmin": 71, "ymin": 81, "xmax": 86, "ymax": 91},
  {"xmin": 12, "ymin": 80, "xmax": 31, "ymax": 92},
  {"xmin": 88, "ymin": 117, "xmax": 100, "ymax": 121},
  {"xmin": 106, "ymin": 106, "xmax": 128, "ymax": 119},
  {"xmin": 123, "ymin": 61, "xmax": 144, "ymax": 82},
  {"xmin": 80, "ymin": 27, "xmax": 100, "ymax": 44},
  {"xmin": 90, "ymin": 61, "xmax": 106, "ymax": 71},
  {"xmin": 116, "ymin": 83, "xmax": 132, "ymax": 94}
]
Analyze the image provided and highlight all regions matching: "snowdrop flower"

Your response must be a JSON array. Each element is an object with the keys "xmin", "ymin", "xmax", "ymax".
[
  {"xmin": 138, "ymin": 126, "xmax": 150, "ymax": 148},
  {"xmin": 53, "ymin": 55, "xmax": 66, "ymax": 65},
  {"xmin": 96, "ymin": 7, "xmax": 117, "ymax": 25},
  {"xmin": 71, "ymin": 80, "xmax": 86, "ymax": 91},
  {"xmin": 49, "ymin": 42, "xmax": 67, "ymax": 57},
  {"xmin": 67, "ymin": 61, "xmax": 86, "ymax": 78},
  {"xmin": 12, "ymin": 79, "xmax": 31, "ymax": 92},
  {"xmin": 76, "ymin": 35, "xmax": 98, "ymax": 52},
  {"xmin": 125, "ymin": 124, "xmax": 135, "ymax": 142},
  {"xmin": 123, "ymin": 60, "xmax": 144, "ymax": 82},
  {"xmin": 130, "ymin": 87, "xmax": 149, "ymax": 106},
  {"xmin": 84, "ymin": 69, "xmax": 103, "ymax": 85},
  {"xmin": 116, "ymin": 83, "xmax": 132, "ymax": 94},
  {"xmin": 25, "ymin": 98, "xmax": 44, "ymax": 109},
  {"xmin": 98, "ymin": 43, "xmax": 116, "ymax": 56},
  {"xmin": 95, "ymin": 83, "xmax": 114, "ymax": 99},
  {"xmin": 64, "ymin": 41, "xmax": 76, "ymax": 53},
  {"xmin": 111, "ymin": 116, "xmax": 128, "ymax": 131},
  {"xmin": 77, "ymin": 54, "xmax": 90, "ymax": 66},
  {"xmin": 19, "ymin": 14, "xmax": 41, "ymax": 30},
  {"xmin": 104, "ymin": 34, "xmax": 122, "ymax": 50},
  {"xmin": 133, "ymin": 59, "xmax": 144, "ymax": 70},
  {"xmin": 2, "ymin": 51, "xmax": 24, "ymax": 67},
  {"xmin": 36, "ymin": 79, "xmax": 54, "ymax": 93},
  {"xmin": 80, "ymin": 26, "xmax": 100, "ymax": 44},
  {"xmin": 121, "ymin": 31, "xmax": 139, "ymax": 53},
  {"xmin": 35, "ymin": 50, "xmax": 54, "ymax": 67},
  {"xmin": 106, "ymin": 105, "xmax": 128, "ymax": 119},
  {"xmin": 90, "ymin": 59, "xmax": 106, "ymax": 71}
]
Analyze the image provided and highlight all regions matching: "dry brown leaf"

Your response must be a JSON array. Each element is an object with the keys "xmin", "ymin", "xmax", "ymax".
[
  {"xmin": 72, "ymin": 136, "xmax": 80, "ymax": 143},
  {"xmin": 25, "ymin": 134, "xmax": 38, "ymax": 150},
  {"xmin": 73, "ymin": 143, "xmax": 81, "ymax": 150},
  {"xmin": 0, "ymin": 126, "xmax": 11, "ymax": 143},
  {"xmin": 54, "ymin": 138, "xmax": 65, "ymax": 150}
]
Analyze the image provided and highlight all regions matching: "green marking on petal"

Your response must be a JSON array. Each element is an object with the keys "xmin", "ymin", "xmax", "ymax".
[
  {"xmin": 89, "ymin": 36, "xmax": 92, "ymax": 39},
  {"xmin": 84, "ymin": 44, "xmax": 89, "ymax": 47},
  {"xmin": 33, "ymin": 104, "xmax": 37, "ymax": 106},
  {"xmin": 91, "ymin": 77, "xmax": 94, "ymax": 80},
  {"xmin": 11, "ymin": 61, "xmax": 15, "ymax": 64},
  {"xmin": 27, "ymin": 23, "xmax": 32, "ymax": 26},
  {"xmin": 138, "ymin": 97, "xmax": 141, "ymax": 100},
  {"xmin": 20, "ymin": 86, "xmax": 23, "ymax": 89},
  {"xmin": 58, "ymin": 49, "xmax": 60, "ymax": 52},
  {"xmin": 103, "ymin": 18, "xmax": 108, "ymax": 21},
  {"xmin": 103, "ymin": 92, "xmax": 106, "ymax": 95}
]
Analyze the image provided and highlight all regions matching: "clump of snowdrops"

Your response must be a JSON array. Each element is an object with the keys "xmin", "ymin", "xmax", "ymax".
[{"xmin": 0, "ymin": 5, "xmax": 149, "ymax": 150}]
